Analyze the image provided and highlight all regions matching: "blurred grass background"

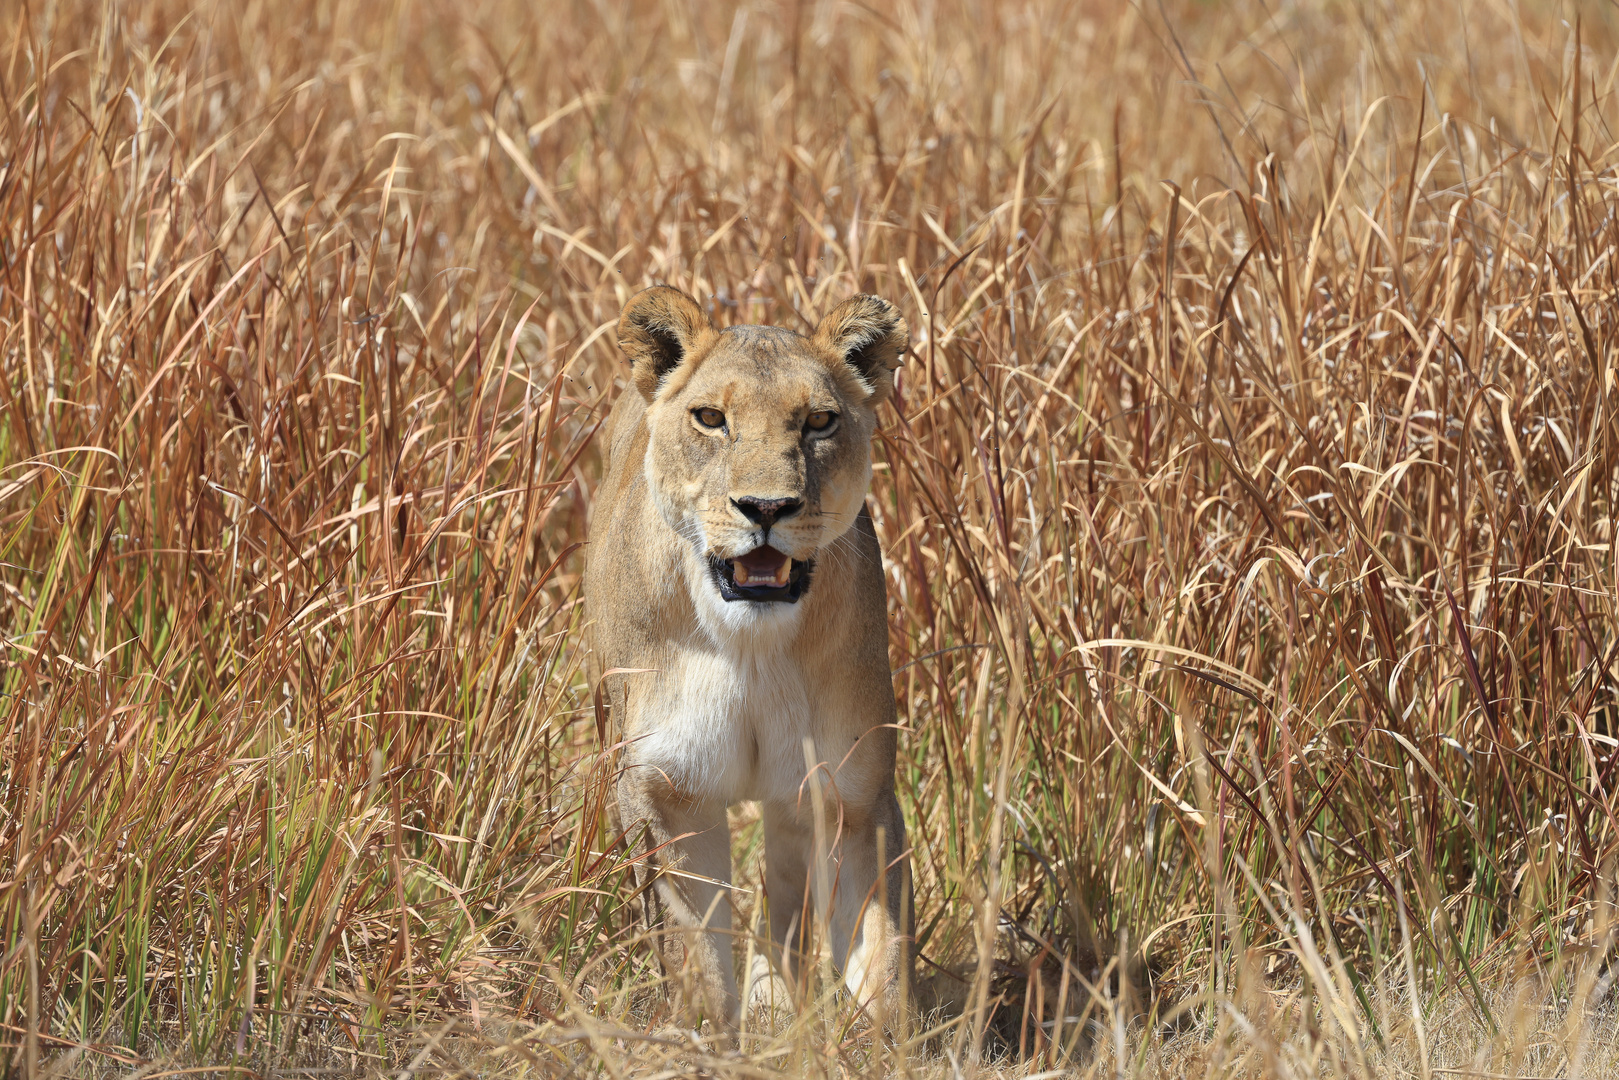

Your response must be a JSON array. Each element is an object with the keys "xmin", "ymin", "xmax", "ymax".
[{"xmin": 2, "ymin": 0, "xmax": 1619, "ymax": 1075}]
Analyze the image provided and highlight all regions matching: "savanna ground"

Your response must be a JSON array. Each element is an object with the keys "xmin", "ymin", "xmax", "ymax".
[{"xmin": 3, "ymin": 0, "xmax": 1619, "ymax": 1075}]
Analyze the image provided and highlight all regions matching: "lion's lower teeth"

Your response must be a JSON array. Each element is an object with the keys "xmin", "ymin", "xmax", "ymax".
[{"xmin": 735, "ymin": 561, "xmax": 790, "ymax": 587}]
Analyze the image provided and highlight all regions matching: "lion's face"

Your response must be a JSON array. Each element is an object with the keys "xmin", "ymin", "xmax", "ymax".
[
  {"xmin": 617, "ymin": 288, "xmax": 907, "ymax": 616},
  {"xmin": 646, "ymin": 325, "xmax": 876, "ymax": 603}
]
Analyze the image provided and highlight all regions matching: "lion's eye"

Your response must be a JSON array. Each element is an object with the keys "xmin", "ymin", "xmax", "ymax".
[
  {"xmin": 805, "ymin": 411, "xmax": 836, "ymax": 432},
  {"xmin": 694, "ymin": 408, "xmax": 726, "ymax": 429}
]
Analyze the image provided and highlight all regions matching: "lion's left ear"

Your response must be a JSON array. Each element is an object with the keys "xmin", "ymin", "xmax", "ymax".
[
  {"xmin": 812, "ymin": 294, "xmax": 908, "ymax": 403},
  {"xmin": 618, "ymin": 286, "xmax": 719, "ymax": 401}
]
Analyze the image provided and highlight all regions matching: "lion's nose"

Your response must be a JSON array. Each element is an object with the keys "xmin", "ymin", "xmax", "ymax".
[{"xmin": 731, "ymin": 496, "xmax": 803, "ymax": 528}]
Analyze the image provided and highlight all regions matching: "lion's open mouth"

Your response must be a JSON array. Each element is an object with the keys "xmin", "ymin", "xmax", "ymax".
[{"xmin": 708, "ymin": 546, "xmax": 813, "ymax": 603}]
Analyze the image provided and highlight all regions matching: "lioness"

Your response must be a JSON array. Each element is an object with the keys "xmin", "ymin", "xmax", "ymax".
[{"xmin": 583, "ymin": 286, "xmax": 913, "ymax": 1029}]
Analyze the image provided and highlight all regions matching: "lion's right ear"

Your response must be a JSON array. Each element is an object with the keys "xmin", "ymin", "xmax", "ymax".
[
  {"xmin": 617, "ymin": 287, "xmax": 717, "ymax": 401},
  {"xmin": 812, "ymin": 294, "xmax": 908, "ymax": 403}
]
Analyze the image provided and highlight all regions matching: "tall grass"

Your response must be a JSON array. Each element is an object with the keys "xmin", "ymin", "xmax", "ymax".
[{"xmin": 2, "ymin": 0, "xmax": 1618, "ymax": 1075}]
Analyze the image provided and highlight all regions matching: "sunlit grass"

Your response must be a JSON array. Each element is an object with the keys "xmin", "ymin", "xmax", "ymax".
[{"xmin": 3, "ymin": 0, "xmax": 1618, "ymax": 1076}]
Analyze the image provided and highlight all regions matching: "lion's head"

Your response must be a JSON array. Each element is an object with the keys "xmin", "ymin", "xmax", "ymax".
[{"xmin": 616, "ymin": 286, "xmax": 907, "ymax": 622}]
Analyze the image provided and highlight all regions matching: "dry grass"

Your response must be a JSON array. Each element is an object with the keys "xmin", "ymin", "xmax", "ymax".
[{"xmin": 3, "ymin": 0, "xmax": 1619, "ymax": 1075}]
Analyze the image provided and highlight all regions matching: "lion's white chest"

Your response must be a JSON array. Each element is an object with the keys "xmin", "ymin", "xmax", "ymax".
[{"xmin": 634, "ymin": 644, "xmax": 816, "ymax": 805}]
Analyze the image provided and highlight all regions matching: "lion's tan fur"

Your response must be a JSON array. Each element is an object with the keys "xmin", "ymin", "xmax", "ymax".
[{"xmin": 583, "ymin": 287, "xmax": 913, "ymax": 1028}]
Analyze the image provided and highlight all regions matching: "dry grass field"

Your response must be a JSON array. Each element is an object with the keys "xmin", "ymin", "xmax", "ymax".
[{"xmin": 3, "ymin": 0, "xmax": 1619, "ymax": 1075}]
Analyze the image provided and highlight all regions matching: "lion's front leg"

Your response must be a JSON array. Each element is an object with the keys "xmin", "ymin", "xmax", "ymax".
[
  {"xmin": 753, "ymin": 801, "xmax": 812, "ymax": 1016},
  {"xmin": 760, "ymin": 788, "xmax": 914, "ymax": 1027},
  {"xmin": 828, "ymin": 788, "xmax": 914, "ymax": 1026},
  {"xmin": 618, "ymin": 770, "xmax": 739, "ymax": 1030}
]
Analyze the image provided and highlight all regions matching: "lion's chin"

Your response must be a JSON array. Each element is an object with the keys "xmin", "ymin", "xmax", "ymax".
[{"xmin": 707, "ymin": 546, "xmax": 814, "ymax": 603}]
